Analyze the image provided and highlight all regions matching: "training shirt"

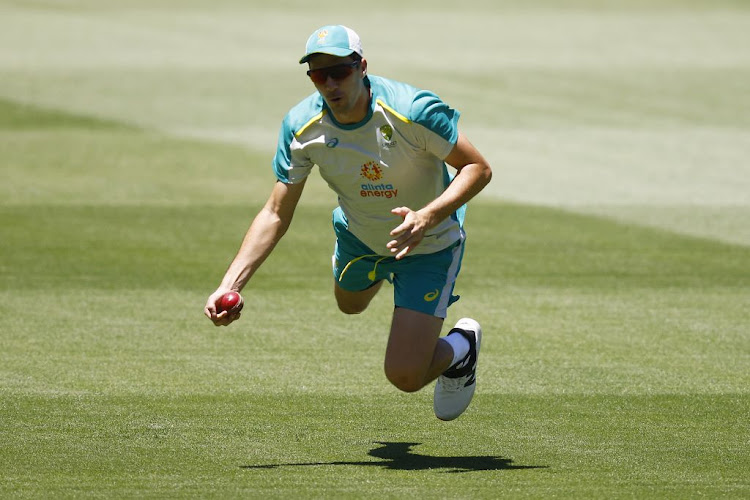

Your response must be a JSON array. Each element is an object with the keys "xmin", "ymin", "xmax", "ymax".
[{"xmin": 273, "ymin": 75, "xmax": 464, "ymax": 256}]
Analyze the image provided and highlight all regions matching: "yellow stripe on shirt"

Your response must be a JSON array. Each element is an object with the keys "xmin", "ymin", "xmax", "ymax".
[
  {"xmin": 376, "ymin": 99, "xmax": 411, "ymax": 123},
  {"xmin": 295, "ymin": 110, "xmax": 327, "ymax": 137}
]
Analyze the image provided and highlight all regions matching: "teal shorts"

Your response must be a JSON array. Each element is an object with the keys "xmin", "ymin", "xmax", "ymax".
[{"xmin": 332, "ymin": 209, "xmax": 464, "ymax": 318}]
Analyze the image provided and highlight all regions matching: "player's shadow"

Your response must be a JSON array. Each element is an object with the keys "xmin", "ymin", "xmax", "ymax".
[{"xmin": 241, "ymin": 441, "xmax": 546, "ymax": 473}]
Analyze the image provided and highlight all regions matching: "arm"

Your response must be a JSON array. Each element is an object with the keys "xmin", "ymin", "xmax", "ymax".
[
  {"xmin": 387, "ymin": 132, "xmax": 492, "ymax": 259},
  {"xmin": 205, "ymin": 179, "xmax": 306, "ymax": 325}
]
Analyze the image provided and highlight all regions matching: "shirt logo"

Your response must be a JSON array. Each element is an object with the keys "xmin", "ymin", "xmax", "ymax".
[
  {"xmin": 360, "ymin": 161, "xmax": 398, "ymax": 199},
  {"xmin": 326, "ymin": 138, "xmax": 339, "ymax": 148},
  {"xmin": 360, "ymin": 161, "xmax": 383, "ymax": 181},
  {"xmin": 379, "ymin": 125, "xmax": 397, "ymax": 147},
  {"xmin": 380, "ymin": 125, "xmax": 393, "ymax": 141},
  {"xmin": 424, "ymin": 289, "xmax": 440, "ymax": 302}
]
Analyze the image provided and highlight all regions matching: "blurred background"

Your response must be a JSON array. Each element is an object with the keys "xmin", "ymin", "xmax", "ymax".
[{"xmin": 2, "ymin": 0, "xmax": 749, "ymax": 243}]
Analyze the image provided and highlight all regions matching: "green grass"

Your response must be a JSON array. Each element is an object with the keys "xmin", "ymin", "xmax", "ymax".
[
  {"xmin": 2, "ymin": 197, "xmax": 748, "ymax": 497},
  {"xmin": 1, "ymin": 0, "xmax": 749, "ymax": 497},
  {"xmin": 2, "ymin": 394, "xmax": 747, "ymax": 497}
]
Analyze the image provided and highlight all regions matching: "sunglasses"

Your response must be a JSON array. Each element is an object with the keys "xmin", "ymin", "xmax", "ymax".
[{"xmin": 306, "ymin": 61, "xmax": 360, "ymax": 85}]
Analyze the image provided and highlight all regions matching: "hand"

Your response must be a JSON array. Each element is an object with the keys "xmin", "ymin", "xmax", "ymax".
[
  {"xmin": 204, "ymin": 288, "xmax": 243, "ymax": 327},
  {"xmin": 387, "ymin": 207, "xmax": 430, "ymax": 260}
]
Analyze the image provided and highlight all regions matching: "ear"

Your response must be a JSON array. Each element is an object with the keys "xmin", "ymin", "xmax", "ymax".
[{"xmin": 361, "ymin": 58, "xmax": 368, "ymax": 77}]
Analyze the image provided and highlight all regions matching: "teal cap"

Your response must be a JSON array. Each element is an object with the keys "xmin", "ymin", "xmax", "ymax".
[{"xmin": 299, "ymin": 25, "xmax": 363, "ymax": 64}]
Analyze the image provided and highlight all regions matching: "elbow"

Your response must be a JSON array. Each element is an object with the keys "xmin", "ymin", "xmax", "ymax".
[
  {"xmin": 276, "ymin": 217, "xmax": 294, "ymax": 239},
  {"xmin": 479, "ymin": 162, "xmax": 493, "ymax": 187},
  {"xmin": 259, "ymin": 207, "xmax": 293, "ymax": 240}
]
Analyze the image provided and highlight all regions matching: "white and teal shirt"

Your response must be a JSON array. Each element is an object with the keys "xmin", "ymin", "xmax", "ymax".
[{"xmin": 273, "ymin": 75, "xmax": 464, "ymax": 256}]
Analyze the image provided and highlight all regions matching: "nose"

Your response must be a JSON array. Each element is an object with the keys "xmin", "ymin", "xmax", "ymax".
[{"xmin": 324, "ymin": 75, "xmax": 339, "ymax": 89}]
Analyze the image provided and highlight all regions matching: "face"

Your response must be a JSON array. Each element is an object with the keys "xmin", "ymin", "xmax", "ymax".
[{"xmin": 307, "ymin": 54, "xmax": 369, "ymax": 124}]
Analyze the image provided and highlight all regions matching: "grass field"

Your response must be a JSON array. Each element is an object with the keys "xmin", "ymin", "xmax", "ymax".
[{"xmin": 1, "ymin": 0, "xmax": 749, "ymax": 498}]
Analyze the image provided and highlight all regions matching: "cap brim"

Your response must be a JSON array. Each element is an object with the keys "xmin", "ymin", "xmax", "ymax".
[{"xmin": 299, "ymin": 47, "xmax": 355, "ymax": 64}]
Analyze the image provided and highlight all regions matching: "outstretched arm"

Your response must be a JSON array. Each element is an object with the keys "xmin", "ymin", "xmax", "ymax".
[
  {"xmin": 205, "ymin": 179, "xmax": 306, "ymax": 326},
  {"xmin": 387, "ymin": 132, "xmax": 492, "ymax": 259}
]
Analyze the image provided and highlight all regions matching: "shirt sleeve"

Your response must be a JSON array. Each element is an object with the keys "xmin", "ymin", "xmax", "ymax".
[
  {"xmin": 409, "ymin": 90, "xmax": 461, "ymax": 159},
  {"xmin": 272, "ymin": 115, "xmax": 313, "ymax": 184}
]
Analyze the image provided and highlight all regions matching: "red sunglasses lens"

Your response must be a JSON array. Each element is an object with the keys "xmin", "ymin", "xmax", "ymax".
[{"xmin": 308, "ymin": 63, "xmax": 356, "ymax": 84}]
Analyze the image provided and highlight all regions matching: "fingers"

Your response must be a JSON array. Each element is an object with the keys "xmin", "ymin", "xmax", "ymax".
[
  {"xmin": 212, "ymin": 310, "xmax": 242, "ymax": 327},
  {"xmin": 389, "ymin": 207, "xmax": 411, "ymax": 236},
  {"xmin": 204, "ymin": 300, "xmax": 219, "ymax": 322},
  {"xmin": 387, "ymin": 207, "xmax": 425, "ymax": 259},
  {"xmin": 205, "ymin": 291, "xmax": 243, "ymax": 327},
  {"xmin": 389, "ymin": 222, "xmax": 408, "ymax": 237},
  {"xmin": 387, "ymin": 227, "xmax": 422, "ymax": 260},
  {"xmin": 210, "ymin": 309, "xmax": 242, "ymax": 327},
  {"xmin": 393, "ymin": 245, "xmax": 412, "ymax": 260},
  {"xmin": 388, "ymin": 206, "xmax": 414, "ymax": 242},
  {"xmin": 387, "ymin": 236, "xmax": 419, "ymax": 260}
]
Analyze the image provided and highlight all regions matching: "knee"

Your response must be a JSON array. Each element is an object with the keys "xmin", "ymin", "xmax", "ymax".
[
  {"xmin": 334, "ymin": 281, "xmax": 381, "ymax": 316},
  {"xmin": 384, "ymin": 366, "xmax": 425, "ymax": 393},
  {"xmin": 337, "ymin": 302, "xmax": 366, "ymax": 315}
]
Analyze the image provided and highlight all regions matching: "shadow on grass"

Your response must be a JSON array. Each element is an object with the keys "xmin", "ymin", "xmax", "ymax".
[{"xmin": 241, "ymin": 441, "xmax": 547, "ymax": 473}]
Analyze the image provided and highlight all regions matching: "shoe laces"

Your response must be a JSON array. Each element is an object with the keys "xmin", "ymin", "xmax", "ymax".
[
  {"xmin": 439, "ymin": 374, "xmax": 467, "ymax": 392},
  {"xmin": 443, "ymin": 351, "xmax": 475, "ymax": 379}
]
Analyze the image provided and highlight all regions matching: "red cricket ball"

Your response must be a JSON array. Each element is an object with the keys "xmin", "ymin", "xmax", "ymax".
[{"xmin": 218, "ymin": 291, "xmax": 243, "ymax": 313}]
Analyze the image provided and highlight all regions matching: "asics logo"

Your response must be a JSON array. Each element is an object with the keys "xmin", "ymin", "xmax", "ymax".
[{"xmin": 424, "ymin": 289, "xmax": 440, "ymax": 302}]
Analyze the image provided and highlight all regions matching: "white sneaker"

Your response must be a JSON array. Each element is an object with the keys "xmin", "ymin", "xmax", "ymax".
[{"xmin": 433, "ymin": 318, "xmax": 482, "ymax": 421}]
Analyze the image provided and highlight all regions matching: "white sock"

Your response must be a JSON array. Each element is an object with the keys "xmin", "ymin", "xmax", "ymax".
[{"xmin": 444, "ymin": 331, "xmax": 470, "ymax": 367}]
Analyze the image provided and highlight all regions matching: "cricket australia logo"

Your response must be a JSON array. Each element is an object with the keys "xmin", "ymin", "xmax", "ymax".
[
  {"xmin": 379, "ymin": 125, "xmax": 397, "ymax": 147},
  {"xmin": 360, "ymin": 161, "xmax": 398, "ymax": 199}
]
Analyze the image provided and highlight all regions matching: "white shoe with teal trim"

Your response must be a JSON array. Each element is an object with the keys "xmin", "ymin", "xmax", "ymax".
[{"xmin": 433, "ymin": 318, "xmax": 482, "ymax": 421}]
